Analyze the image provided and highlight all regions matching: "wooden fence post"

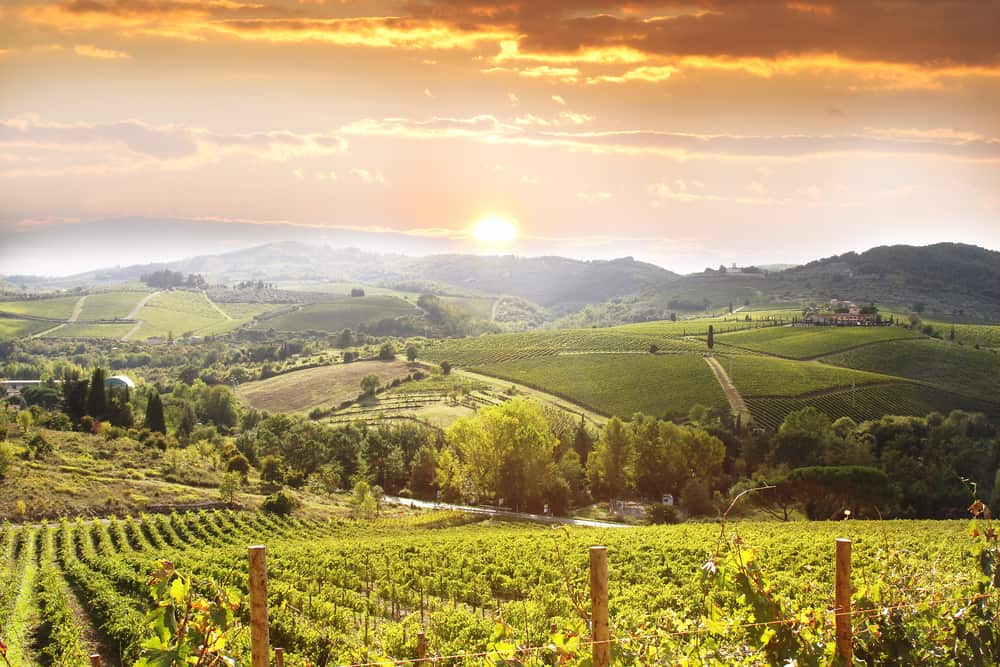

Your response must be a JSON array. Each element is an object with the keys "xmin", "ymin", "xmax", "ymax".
[
  {"xmin": 248, "ymin": 545, "xmax": 270, "ymax": 667},
  {"xmin": 835, "ymin": 538, "xmax": 852, "ymax": 662},
  {"xmin": 416, "ymin": 630, "xmax": 428, "ymax": 665},
  {"xmin": 589, "ymin": 546, "xmax": 610, "ymax": 667},
  {"xmin": 89, "ymin": 655, "xmax": 101, "ymax": 667}
]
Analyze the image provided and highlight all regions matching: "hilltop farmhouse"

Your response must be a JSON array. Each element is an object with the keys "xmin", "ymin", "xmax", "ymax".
[{"xmin": 802, "ymin": 299, "xmax": 884, "ymax": 326}]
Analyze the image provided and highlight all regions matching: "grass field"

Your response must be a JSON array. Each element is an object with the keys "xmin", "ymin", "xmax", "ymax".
[
  {"xmin": 254, "ymin": 295, "xmax": 418, "ymax": 332},
  {"xmin": 236, "ymin": 360, "xmax": 419, "ymax": 413},
  {"xmin": 724, "ymin": 355, "xmax": 894, "ymax": 397},
  {"xmin": 41, "ymin": 323, "xmax": 135, "ymax": 339},
  {"xmin": 824, "ymin": 338, "xmax": 1000, "ymax": 400},
  {"xmin": 922, "ymin": 320, "xmax": 1000, "ymax": 349},
  {"xmin": 0, "ymin": 318, "xmax": 52, "ymax": 339},
  {"xmin": 715, "ymin": 324, "xmax": 921, "ymax": 359},
  {"xmin": 127, "ymin": 291, "xmax": 266, "ymax": 339},
  {"xmin": 76, "ymin": 291, "xmax": 150, "ymax": 320},
  {"xmin": 0, "ymin": 296, "xmax": 80, "ymax": 320},
  {"xmin": 468, "ymin": 353, "xmax": 728, "ymax": 419}
]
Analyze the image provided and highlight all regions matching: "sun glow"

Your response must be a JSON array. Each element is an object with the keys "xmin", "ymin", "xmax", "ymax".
[{"xmin": 471, "ymin": 216, "xmax": 518, "ymax": 243}]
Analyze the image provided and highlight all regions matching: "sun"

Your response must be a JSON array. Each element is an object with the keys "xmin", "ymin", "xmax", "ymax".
[{"xmin": 471, "ymin": 216, "xmax": 518, "ymax": 243}]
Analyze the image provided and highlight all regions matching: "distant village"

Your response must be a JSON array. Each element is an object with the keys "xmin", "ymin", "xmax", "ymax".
[{"xmin": 800, "ymin": 299, "xmax": 887, "ymax": 326}]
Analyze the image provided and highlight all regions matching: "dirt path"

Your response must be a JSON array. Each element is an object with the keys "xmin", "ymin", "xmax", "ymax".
[
  {"xmin": 490, "ymin": 298, "xmax": 501, "ymax": 321},
  {"xmin": 68, "ymin": 295, "xmax": 87, "ymax": 323},
  {"xmin": 120, "ymin": 291, "xmax": 160, "ymax": 341},
  {"xmin": 31, "ymin": 323, "xmax": 65, "ymax": 338},
  {"xmin": 704, "ymin": 355, "xmax": 751, "ymax": 424},
  {"xmin": 125, "ymin": 291, "xmax": 159, "ymax": 320},
  {"xmin": 202, "ymin": 292, "xmax": 232, "ymax": 320}
]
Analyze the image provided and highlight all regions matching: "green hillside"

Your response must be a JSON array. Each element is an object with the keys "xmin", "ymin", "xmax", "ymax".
[
  {"xmin": 254, "ymin": 296, "xmax": 418, "ymax": 332},
  {"xmin": 824, "ymin": 339, "xmax": 1000, "ymax": 400},
  {"xmin": 76, "ymin": 291, "xmax": 150, "ymax": 320},
  {"xmin": 0, "ymin": 296, "xmax": 80, "ymax": 320},
  {"xmin": 715, "ymin": 325, "xmax": 921, "ymax": 359},
  {"xmin": 466, "ymin": 353, "xmax": 728, "ymax": 419}
]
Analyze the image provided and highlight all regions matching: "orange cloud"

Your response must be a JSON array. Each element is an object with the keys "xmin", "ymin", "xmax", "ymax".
[{"xmin": 73, "ymin": 44, "xmax": 130, "ymax": 59}]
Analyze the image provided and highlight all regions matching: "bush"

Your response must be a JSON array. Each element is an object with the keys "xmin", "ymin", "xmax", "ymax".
[
  {"xmin": 681, "ymin": 477, "xmax": 714, "ymax": 516},
  {"xmin": 26, "ymin": 433, "xmax": 53, "ymax": 460},
  {"xmin": 648, "ymin": 503, "xmax": 681, "ymax": 524},
  {"xmin": 285, "ymin": 469, "xmax": 306, "ymax": 489},
  {"xmin": 261, "ymin": 490, "xmax": 298, "ymax": 515},
  {"xmin": 0, "ymin": 440, "xmax": 14, "ymax": 478},
  {"xmin": 378, "ymin": 343, "xmax": 396, "ymax": 361},
  {"xmin": 226, "ymin": 453, "xmax": 251, "ymax": 476}
]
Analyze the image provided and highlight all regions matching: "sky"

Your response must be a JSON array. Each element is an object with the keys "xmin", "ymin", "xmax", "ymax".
[{"xmin": 1, "ymin": 0, "xmax": 999, "ymax": 276}]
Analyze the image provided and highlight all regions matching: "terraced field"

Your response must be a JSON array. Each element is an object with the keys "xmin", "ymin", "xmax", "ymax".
[
  {"xmin": 715, "ymin": 325, "xmax": 921, "ymax": 359},
  {"xmin": 254, "ymin": 295, "xmax": 418, "ymax": 332},
  {"xmin": 824, "ymin": 339, "xmax": 1000, "ymax": 400},
  {"xmin": 468, "ymin": 353, "xmax": 728, "ymax": 419}
]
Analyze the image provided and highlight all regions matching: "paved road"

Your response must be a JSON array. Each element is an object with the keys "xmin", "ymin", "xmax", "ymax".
[{"xmin": 382, "ymin": 495, "xmax": 632, "ymax": 529}]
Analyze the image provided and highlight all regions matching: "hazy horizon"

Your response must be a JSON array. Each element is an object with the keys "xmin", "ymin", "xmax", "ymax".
[{"xmin": 2, "ymin": 1, "xmax": 999, "ymax": 277}]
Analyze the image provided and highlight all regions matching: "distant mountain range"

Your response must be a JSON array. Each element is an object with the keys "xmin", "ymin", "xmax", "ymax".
[{"xmin": 4, "ymin": 241, "xmax": 1000, "ymax": 322}]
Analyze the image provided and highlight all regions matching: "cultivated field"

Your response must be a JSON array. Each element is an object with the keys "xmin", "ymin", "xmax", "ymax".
[
  {"xmin": 254, "ymin": 295, "xmax": 418, "ymax": 332},
  {"xmin": 715, "ymin": 324, "xmax": 920, "ymax": 359},
  {"xmin": 468, "ymin": 353, "xmax": 728, "ymax": 419},
  {"xmin": 725, "ymin": 356, "xmax": 894, "ymax": 398},
  {"xmin": 236, "ymin": 360, "xmax": 419, "ymax": 413},
  {"xmin": 0, "ymin": 511, "xmax": 990, "ymax": 666},
  {"xmin": 76, "ymin": 291, "xmax": 151, "ymax": 321},
  {"xmin": 0, "ymin": 295, "xmax": 80, "ymax": 320},
  {"xmin": 0, "ymin": 317, "xmax": 51, "ymax": 339},
  {"xmin": 824, "ymin": 338, "xmax": 1000, "ymax": 400},
  {"xmin": 40, "ymin": 323, "xmax": 136, "ymax": 339}
]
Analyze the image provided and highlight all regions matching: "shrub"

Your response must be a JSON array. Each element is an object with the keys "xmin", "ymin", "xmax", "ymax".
[
  {"xmin": 261, "ymin": 490, "xmax": 298, "ymax": 515},
  {"xmin": 285, "ymin": 469, "xmax": 306, "ymax": 488},
  {"xmin": 26, "ymin": 433, "xmax": 53, "ymax": 460},
  {"xmin": 378, "ymin": 343, "xmax": 396, "ymax": 361},
  {"xmin": 0, "ymin": 440, "xmax": 14, "ymax": 478},
  {"xmin": 648, "ymin": 503, "xmax": 681, "ymax": 524},
  {"xmin": 226, "ymin": 453, "xmax": 250, "ymax": 476}
]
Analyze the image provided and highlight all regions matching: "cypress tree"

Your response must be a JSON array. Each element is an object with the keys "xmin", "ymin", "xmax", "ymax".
[
  {"xmin": 87, "ymin": 368, "xmax": 107, "ymax": 420},
  {"xmin": 145, "ymin": 391, "xmax": 166, "ymax": 434},
  {"xmin": 707, "ymin": 325, "xmax": 715, "ymax": 350}
]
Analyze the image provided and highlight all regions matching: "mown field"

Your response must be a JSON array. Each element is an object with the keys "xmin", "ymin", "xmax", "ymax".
[
  {"xmin": 467, "ymin": 353, "xmax": 728, "ymax": 419},
  {"xmin": 236, "ymin": 360, "xmax": 419, "ymax": 413},
  {"xmin": 715, "ymin": 325, "xmax": 921, "ymax": 359},
  {"xmin": 255, "ymin": 296, "xmax": 418, "ymax": 332},
  {"xmin": 0, "ymin": 511, "xmax": 991, "ymax": 666}
]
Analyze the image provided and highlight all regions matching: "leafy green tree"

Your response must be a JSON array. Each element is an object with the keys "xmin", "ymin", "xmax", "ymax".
[
  {"xmin": 87, "ymin": 367, "xmax": 107, "ymax": 420},
  {"xmin": 573, "ymin": 418, "xmax": 594, "ymax": 463},
  {"xmin": 226, "ymin": 453, "xmax": 250, "ymax": 477},
  {"xmin": 219, "ymin": 471, "xmax": 242, "ymax": 504},
  {"xmin": 145, "ymin": 391, "xmax": 166, "ymax": 434},
  {"xmin": 0, "ymin": 440, "xmax": 13, "ymax": 478},
  {"xmin": 378, "ymin": 342, "xmax": 396, "ymax": 360},
  {"xmin": 409, "ymin": 444, "xmax": 438, "ymax": 499},
  {"xmin": 17, "ymin": 409, "xmax": 33, "ymax": 434},
  {"xmin": 351, "ymin": 480, "xmax": 378, "ymax": 520},
  {"xmin": 446, "ymin": 398, "xmax": 555, "ymax": 510},
  {"xmin": 259, "ymin": 455, "xmax": 284, "ymax": 485},
  {"xmin": 200, "ymin": 385, "xmax": 238, "ymax": 431},
  {"xmin": 406, "ymin": 345, "xmax": 419, "ymax": 362},
  {"xmin": 586, "ymin": 417, "xmax": 636, "ymax": 500},
  {"xmin": 360, "ymin": 374, "xmax": 380, "ymax": 397},
  {"xmin": 440, "ymin": 360, "xmax": 452, "ymax": 375},
  {"xmin": 177, "ymin": 403, "xmax": 197, "ymax": 440}
]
